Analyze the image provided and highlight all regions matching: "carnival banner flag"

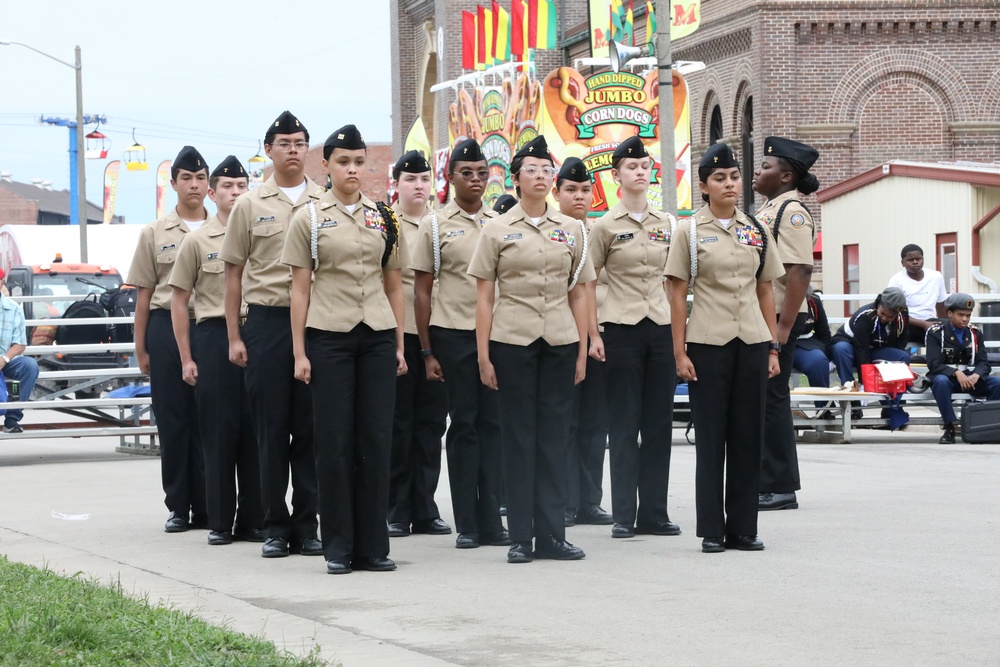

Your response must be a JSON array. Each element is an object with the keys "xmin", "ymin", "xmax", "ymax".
[
  {"xmin": 404, "ymin": 117, "xmax": 434, "ymax": 194},
  {"xmin": 625, "ymin": 0, "xmax": 635, "ymax": 45},
  {"xmin": 493, "ymin": 2, "xmax": 511, "ymax": 62},
  {"xmin": 155, "ymin": 160, "xmax": 171, "ymax": 220},
  {"xmin": 590, "ymin": 0, "xmax": 701, "ymax": 58},
  {"xmin": 527, "ymin": 0, "xmax": 557, "ymax": 49},
  {"xmin": 103, "ymin": 160, "xmax": 120, "ymax": 225},
  {"xmin": 511, "ymin": 0, "xmax": 528, "ymax": 59},
  {"xmin": 463, "ymin": 10, "xmax": 477, "ymax": 69}
]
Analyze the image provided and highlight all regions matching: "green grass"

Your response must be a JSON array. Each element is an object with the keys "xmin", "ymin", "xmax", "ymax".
[{"xmin": 0, "ymin": 556, "xmax": 329, "ymax": 667}]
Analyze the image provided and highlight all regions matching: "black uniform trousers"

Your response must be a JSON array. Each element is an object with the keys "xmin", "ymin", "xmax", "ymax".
[
  {"xmin": 308, "ymin": 324, "xmax": 395, "ymax": 562},
  {"xmin": 687, "ymin": 339, "xmax": 768, "ymax": 538},
  {"xmin": 146, "ymin": 309, "xmax": 205, "ymax": 519},
  {"xmin": 388, "ymin": 333, "xmax": 447, "ymax": 525},
  {"xmin": 192, "ymin": 318, "xmax": 263, "ymax": 534},
  {"xmin": 567, "ymin": 349, "xmax": 608, "ymax": 512},
  {"xmin": 603, "ymin": 320, "xmax": 676, "ymax": 527},
  {"xmin": 243, "ymin": 305, "xmax": 317, "ymax": 541},
  {"xmin": 491, "ymin": 339, "xmax": 576, "ymax": 544},
  {"xmin": 760, "ymin": 312, "xmax": 807, "ymax": 494},
  {"xmin": 431, "ymin": 327, "xmax": 505, "ymax": 536}
]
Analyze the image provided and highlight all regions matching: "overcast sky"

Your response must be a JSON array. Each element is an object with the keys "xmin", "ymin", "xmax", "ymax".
[{"xmin": 0, "ymin": 1, "xmax": 392, "ymax": 224}]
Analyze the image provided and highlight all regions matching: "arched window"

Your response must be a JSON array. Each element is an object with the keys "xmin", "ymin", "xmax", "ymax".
[
  {"xmin": 741, "ymin": 96, "xmax": 754, "ymax": 212},
  {"xmin": 709, "ymin": 105, "xmax": 723, "ymax": 145}
]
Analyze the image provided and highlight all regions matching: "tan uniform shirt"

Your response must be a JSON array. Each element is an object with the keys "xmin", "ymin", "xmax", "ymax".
[
  {"xmin": 409, "ymin": 200, "xmax": 497, "ymax": 331},
  {"xmin": 281, "ymin": 191, "xmax": 405, "ymax": 333},
  {"xmin": 756, "ymin": 189, "xmax": 814, "ymax": 314},
  {"xmin": 127, "ymin": 208, "xmax": 199, "ymax": 315},
  {"xmin": 467, "ymin": 203, "xmax": 596, "ymax": 346},
  {"xmin": 394, "ymin": 202, "xmax": 429, "ymax": 336},
  {"xmin": 665, "ymin": 206, "xmax": 784, "ymax": 345},
  {"xmin": 168, "ymin": 215, "xmax": 241, "ymax": 324},
  {"xmin": 590, "ymin": 203, "xmax": 674, "ymax": 326},
  {"xmin": 219, "ymin": 175, "xmax": 321, "ymax": 307}
]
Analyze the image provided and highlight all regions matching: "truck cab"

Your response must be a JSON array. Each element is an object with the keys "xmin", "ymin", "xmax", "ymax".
[{"xmin": 6, "ymin": 257, "xmax": 123, "ymax": 321}]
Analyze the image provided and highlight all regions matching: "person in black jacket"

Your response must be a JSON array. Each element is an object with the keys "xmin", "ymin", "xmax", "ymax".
[
  {"xmin": 927, "ymin": 293, "xmax": 1000, "ymax": 444},
  {"xmin": 828, "ymin": 287, "xmax": 910, "ymax": 386}
]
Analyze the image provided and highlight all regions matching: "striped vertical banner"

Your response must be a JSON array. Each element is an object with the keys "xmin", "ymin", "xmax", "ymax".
[
  {"xmin": 155, "ymin": 160, "xmax": 171, "ymax": 220},
  {"xmin": 103, "ymin": 160, "xmax": 120, "ymax": 225}
]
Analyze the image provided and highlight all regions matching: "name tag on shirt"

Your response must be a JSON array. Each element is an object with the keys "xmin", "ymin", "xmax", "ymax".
[
  {"xmin": 616, "ymin": 232, "xmax": 635, "ymax": 242},
  {"xmin": 503, "ymin": 233, "xmax": 523, "ymax": 241},
  {"xmin": 446, "ymin": 230, "xmax": 465, "ymax": 237},
  {"xmin": 700, "ymin": 236, "xmax": 718, "ymax": 244},
  {"xmin": 318, "ymin": 220, "xmax": 337, "ymax": 229},
  {"xmin": 648, "ymin": 228, "xmax": 670, "ymax": 243},
  {"xmin": 255, "ymin": 215, "xmax": 276, "ymax": 223},
  {"xmin": 159, "ymin": 243, "xmax": 177, "ymax": 251},
  {"xmin": 206, "ymin": 252, "xmax": 219, "ymax": 260},
  {"xmin": 364, "ymin": 209, "xmax": 386, "ymax": 232},
  {"xmin": 736, "ymin": 224, "xmax": 763, "ymax": 248}
]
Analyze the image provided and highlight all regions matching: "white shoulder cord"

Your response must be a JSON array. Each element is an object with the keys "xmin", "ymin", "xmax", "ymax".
[
  {"xmin": 568, "ymin": 218, "xmax": 589, "ymax": 290},
  {"xmin": 307, "ymin": 200, "xmax": 319, "ymax": 271},
  {"xmin": 430, "ymin": 208, "xmax": 441, "ymax": 278},
  {"xmin": 688, "ymin": 216, "xmax": 698, "ymax": 288}
]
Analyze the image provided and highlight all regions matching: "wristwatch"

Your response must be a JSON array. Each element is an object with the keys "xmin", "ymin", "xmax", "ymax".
[
  {"xmin": 1, "ymin": 355, "xmax": 9, "ymax": 365},
  {"xmin": 768, "ymin": 341, "xmax": 782, "ymax": 353},
  {"xmin": 420, "ymin": 348, "xmax": 434, "ymax": 358}
]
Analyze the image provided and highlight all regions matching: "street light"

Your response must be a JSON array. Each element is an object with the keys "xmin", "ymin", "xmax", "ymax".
[{"xmin": 0, "ymin": 40, "xmax": 89, "ymax": 262}]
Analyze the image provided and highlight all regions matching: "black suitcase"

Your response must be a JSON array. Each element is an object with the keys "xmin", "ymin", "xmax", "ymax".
[{"xmin": 960, "ymin": 401, "xmax": 1000, "ymax": 443}]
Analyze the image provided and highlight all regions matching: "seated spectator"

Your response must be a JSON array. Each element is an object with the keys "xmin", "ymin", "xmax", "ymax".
[
  {"xmin": 793, "ymin": 288, "xmax": 832, "ymax": 390},
  {"xmin": 0, "ymin": 279, "xmax": 39, "ymax": 433},
  {"xmin": 926, "ymin": 293, "xmax": 1000, "ymax": 444},
  {"xmin": 887, "ymin": 244, "xmax": 947, "ymax": 345},
  {"xmin": 828, "ymin": 287, "xmax": 910, "ymax": 386}
]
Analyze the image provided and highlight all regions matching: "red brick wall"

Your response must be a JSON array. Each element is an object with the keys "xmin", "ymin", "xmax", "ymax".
[
  {"xmin": 0, "ymin": 188, "xmax": 39, "ymax": 225},
  {"xmin": 263, "ymin": 143, "xmax": 392, "ymax": 202}
]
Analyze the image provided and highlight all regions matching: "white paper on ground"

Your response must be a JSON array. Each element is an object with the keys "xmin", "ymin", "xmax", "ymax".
[{"xmin": 51, "ymin": 511, "xmax": 90, "ymax": 521}]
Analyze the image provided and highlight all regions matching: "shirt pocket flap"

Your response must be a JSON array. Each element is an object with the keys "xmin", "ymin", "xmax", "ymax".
[
  {"xmin": 155, "ymin": 250, "xmax": 177, "ymax": 264},
  {"xmin": 200, "ymin": 260, "xmax": 224, "ymax": 274},
  {"xmin": 251, "ymin": 222, "xmax": 282, "ymax": 238}
]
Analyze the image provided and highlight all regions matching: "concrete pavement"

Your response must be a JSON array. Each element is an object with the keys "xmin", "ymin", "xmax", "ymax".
[{"xmin": 1, "ymin": 426, "xmax": 998, "ymax": 666}]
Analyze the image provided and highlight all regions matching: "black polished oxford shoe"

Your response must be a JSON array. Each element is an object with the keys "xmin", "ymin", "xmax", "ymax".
[
  {"xmin": 564, "ymin": 509, "xmax": 577, "ymax": 527},
  {"xmin": 164, "ymin": 512, "xmax": 189, "ymax": 533},
  {"xmin": 351, "ymin": 556, "xmax": 396, "ymax": 572},
  {"xmin": 233, "ymin": 526, "xmax": 266, "ymax": 543},
  {"xmin": 411, "ymin": 518, "xmax": 452, "ymax": 535},
  {"xmin": 483, "ymin": 529, "xmax": 512, "ymax": 546},
  {"xmin": 611, "ymin": 523, "xmax": 635, "ymax": 539},
  {"xmin": 290, "ymin": 537, "xmax": 323, "ymax": 556},
  {"xmin": 507, "ymin": 542, "xmax": 534, "ymax": 564},
  {"xmin": 388, "ymin": 522, "xmax": 410, "ymax": 538},
  {"xmin": 635, "ymin": 520, "xmax": 681, "ymax": 536},
  {"xmin": 455, "ymin": 533, "xmax": 480, "ymax": 549},
  {"xmin": 759, "ymin": 492, "xmax": 798, "ymax": 511},
  {"xmin": 724, "ymin": 534, "xmax": 765, "ymax": 551},
  {"xmin": 533, "ymin": 536, "xmax": 585, "ymax": 560},
  {"xmin": 326, "ymin": 560, "xmax": 352, "ymax": 575},
  {"xmin": 261, "ymin": 537, "xmax": 289, "ymax": 558},
  {"xmin": 701, "ymin": 537, "xmax": 725, "ymax": 553},
  {"xmin": 207, "ymin": 531, "xmax": 233, "ymax": 546},
  {"xmin": 576, "ymin": 504, "xmax": 614, "ymax": 525},
  {"xmin": 939, "ymin": 424, "xmax": 956, "ymax": 444}
]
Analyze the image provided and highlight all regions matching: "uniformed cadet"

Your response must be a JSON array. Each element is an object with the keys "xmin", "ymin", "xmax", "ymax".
[
  {"xmin": 665, "ymin": 142, "xmax": 784, "ymax": 554},
  {"xmin": 219, "ymin": 111, "xmax": 322, "ymax": 559},
  {"xmin": 128, "ymin": 145, "xmax": 208, "ymax": 533},
  {"xmin": 493, "ymin": 193, "xmax": 518, "ymax": 214},
  {"xmin": 388, "ymin": 150, "xmax": 451, "ymax": 539},
  {"xmin": 169, "ymin": 156, "xmax": 263, "ymax": 545},
  {"xmin": 925, "ymin": 293, "xmax": 1000, "ymax": 444},
  {"xmin": 411, "ymin": 139, "xmax": 509, "ymax": 550},
  {"xmin": 553, "ymin": 157, "xmax": 613, "ymax": 529},
  {"xmin": 752, "ymin": 136, "xmax": 820, "ymax": 512},
  {"xmin": 282, "ymin": 124, "xmax": 407, "ymax": 575},
  {"xmin": 468, "ymin": 135, "xmax": 596, "ymax": 564},
  {"xmin": 589, "ymin": 137, "xmax": 679, "ymax": 539}
]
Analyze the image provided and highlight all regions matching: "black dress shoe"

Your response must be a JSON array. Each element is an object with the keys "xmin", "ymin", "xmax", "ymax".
[
  {"xmin": 482, "ymin": 529, "xmax": 512, "ymax": 546},
  {"xmin": 261, "ymin": 537, "xmax": 289, "ymax": 558},
  {"xmin": 939, "ymin": 423, "xmax": 956, "ymax": 444},
  {"xmin": 851, "ymin": 408, "xmax": 864, "ymax": 420},
  {"xmin": 817, "ymin": 410, "xmax": 836, "ymax": 420},
  {"xmin": 326, "ymin": 560, "xmax": 352, "ymax": 575},
  {"xmin": 611, "ymin": 523, "xmax": 635, "ymax": 539},
  {"xmin": 702, "ymin": 537, "xmax": 725, "ymax": 553},
  {"xmin": 189, "ymin": 514, "xmax": 209, "ymax": 530},
  {"xmin": 724, "ymin": 534, "xmax": 765, "ymax": 551},
  {"xmin": 411, "ymin": 518, "xmax": 452, "ymax": 535},
  {"xmin": 507, "ymin": 542, "xmax": 534, "ymax": 564},
  {"xmin": 290, "ymin": 537, "xmax": 324, "ymax": 556},
  {"xmin": 533, "ymin": 536, "xmax": 586, "ymax": 560},
  {"xmin": 164, "ymin": 512, "xmax": 189, "ymax": 533},
  {"xmin": 352, "ymin": 556, "xmax": 396, "ymax": 572},
  {"xmin": 233, "ymin": 526, "xmax": 266, "ymax": 543},
  {"xmin": 564, "ymin": 509, "xmax": 577, "ymax": 527},
  {"xmin": 636, "ymin": 520, "xmax": 681, "ymax": 536},
  {"xmin": 388, "ymin": 522, "xmax": 410, "ymax": 538},
  {"xmin": 759, "ymin": 492, "xmax": 798, "ymax": 511},
  {"xmin": 576, "ymin": 504, "xmax": 615, "ymax": 525},
  {"xmin": 208, "ymin": 531, "xmax": 233, "ymax": 545},
  {"xmin": 455, "ymin": 533, "xmax": 480, "ymax": 549}
]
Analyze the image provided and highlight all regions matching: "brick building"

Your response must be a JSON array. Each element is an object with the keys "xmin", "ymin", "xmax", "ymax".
[
  {"xmin": 0, "ymin": 178, "xmax": 121, "ymax": 225},
  {"xmin": 262, "ymin": 143, "xmax": 393, "ymax": 202}
]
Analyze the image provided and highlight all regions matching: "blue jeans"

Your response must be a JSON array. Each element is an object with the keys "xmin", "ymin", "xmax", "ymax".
[
  {"xmin": 793, "ymin": 347, "xmax": 831, "ymax": 389},
  {"xmin": 829, "ymin": 342, "xmax": 910, "ymax": 384},
  {"xmin": 4, "ymin": 355, "xmax": 39, "ymax": 424},
  {"xmin": 931, "ymin": 373, "xmax": 1000, "ymax": 425}
]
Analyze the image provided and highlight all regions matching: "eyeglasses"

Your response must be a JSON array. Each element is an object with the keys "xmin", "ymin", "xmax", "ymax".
[
  {"xmin": 458, "ymin": 169, "xmax": 490, "ymax": 180},
  {"xmin": 272, "ymin": 141, "xmax": 309, "ymax": 151},
  {"xmin": 520, "ymin": 166, "xmax": 557, "ymax": 178}
]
